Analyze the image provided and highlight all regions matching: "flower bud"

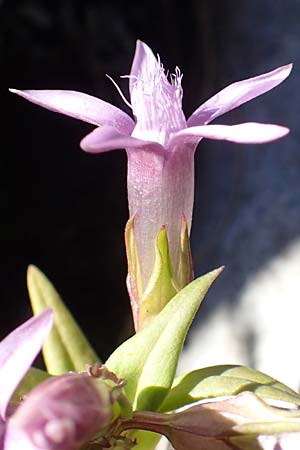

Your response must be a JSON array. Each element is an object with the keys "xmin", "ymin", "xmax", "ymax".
[
  {"xmin": 119, "ymin": 392, "xmax": 300, "ymax": 450},
  {"xmin": 6, "ymin": 373, "xmax": 113, "ymax": 450}
]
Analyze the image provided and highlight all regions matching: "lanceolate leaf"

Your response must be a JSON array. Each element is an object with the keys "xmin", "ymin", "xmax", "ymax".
[
  {"xmin": 27, "ymin": 265, "xmax": 99, "ymax": 375},
  {"xmin": 159, "ymin": 365, "xmax": 300, "ymax": 413},
  {"xmin": 106, "ymin": 268, "xmax": 223, "ymax": 411},
  {"xmin": 12, "ymin": 368, "xmax": 50, "ymax": 402}
]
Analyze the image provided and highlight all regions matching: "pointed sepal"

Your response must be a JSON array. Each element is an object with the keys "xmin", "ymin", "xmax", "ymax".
[
  {"xmin": 125, "ymin": 218, "xmax": 194, "ymax": 331},
  {"xmin": 176, "ymin": 215, "xmax": 194, "ymax": 289},
  {"xmin": 139, "ymin": 226, "xmax": 178, "ymax": 328},
  {"xmin": 125, "ymin": 216, "xmax": 143, "ymax": 331}
]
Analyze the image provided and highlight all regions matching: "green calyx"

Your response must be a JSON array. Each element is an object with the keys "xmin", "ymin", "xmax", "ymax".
[
  {"xmin": 125, "ymin": 216, "xmax": 193, "ymax": 330},
  {"xmin": 138, "ymin": 226, "xmax": 178, "ymax": 327}
]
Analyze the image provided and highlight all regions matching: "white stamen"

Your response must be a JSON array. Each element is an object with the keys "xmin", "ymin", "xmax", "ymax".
[
  {"xmin": 130, "ymin": 53, "xmax": 186, "ymax": 147},
  {"xmin": 121, "ymin": 75, "xmax": 138, "ymax": 80},
  {"xmin": 105, "ymin": 74, "xmax": 132, "ymax": 109}
]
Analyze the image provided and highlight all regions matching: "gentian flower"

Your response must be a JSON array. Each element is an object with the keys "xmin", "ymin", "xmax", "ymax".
[
  {"xmin": 10, "ymin": 41, "xmax": 292, "ymax": 330},
  {"xmin": 0, "ymin": 309, "xmax": 53, "ymax": 447}
]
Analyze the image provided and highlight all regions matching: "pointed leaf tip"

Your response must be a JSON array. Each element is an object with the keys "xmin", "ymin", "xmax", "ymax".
[
  {"xmin": 106, "ymin": 267, "xmax": 223, "ymax": 411},
  {"xmin": 160, "ymin": 364, "xmax": 300, "ymax": 413},
  {"xmin": 27, "ymin": 265, "xmax": 100, "ymax": 375}
]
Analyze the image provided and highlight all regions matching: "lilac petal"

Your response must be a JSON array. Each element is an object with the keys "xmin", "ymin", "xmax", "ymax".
[
  {"xmin": 0, "ymin": 309, "xmax": 53, "ymax": 420},
  {"xmin": 187, "ymin": 64, "xmax": 293, "ymax": 126},
  {"xmin": 129, "ymin": 40, "xmax": 159, "ymax": 96},
  {"xmin": 9, "ymin": 89, "xmax": 135, "ymax": 134},
  {"xmin": 171, "ymin": 122, "xmax": 290, "ymax": 145},
  {"xmin": 80, "ymin": 125, "xmax": 164, "ymax": 153}
]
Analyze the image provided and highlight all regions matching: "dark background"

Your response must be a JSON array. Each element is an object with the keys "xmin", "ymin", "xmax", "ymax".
[{"xmin": 2, "ymin": 1, "xmax": 300, "ymax": 362}]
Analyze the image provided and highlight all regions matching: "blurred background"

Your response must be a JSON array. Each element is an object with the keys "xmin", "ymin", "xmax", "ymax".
[{"xmin": 3, "ymin": 1, "xmax": 300, "ymax": 388}]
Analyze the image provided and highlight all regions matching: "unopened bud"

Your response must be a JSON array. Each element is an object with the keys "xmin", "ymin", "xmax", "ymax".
[
  {"xmin": 118, "ymin": 392, "xmax": 300, "ymax": 450},
  {"xmin": 6, "ymin": 373, "xmax": 113, "ymax": 450}
]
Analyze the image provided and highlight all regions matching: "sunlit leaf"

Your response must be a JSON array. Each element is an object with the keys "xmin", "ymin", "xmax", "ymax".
[
  {"xmin": 106, "ymin": 268, "xmax": 223, "ymax": 411},
  {"xmin": 160, "ymin": 365, "xmax": 300, "ymax": 412}
]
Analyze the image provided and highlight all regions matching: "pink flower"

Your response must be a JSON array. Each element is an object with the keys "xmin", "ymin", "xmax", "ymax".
[{"xmin": 10, "ymin": 41, "xmax": 292, "ymax": 329}]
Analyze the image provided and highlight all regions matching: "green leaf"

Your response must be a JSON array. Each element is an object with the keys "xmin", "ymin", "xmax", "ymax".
[
  {"xmin": 27, "ymin": 265, "xmax": 100, "ymax": 375},
  {"xmin": 106, "ymin": 268, "xmax": 223, "ymax": 411},
  {"xmin": 12, "ymin": 367, "xmax": 50, "ymax": 401},
  {"xmin": 159, "ymin": 365, "xmax": 300, "ymax": 412},
  {"xmin": 129, "ymin": 431, "xmax": 161, "ymax": 450}
]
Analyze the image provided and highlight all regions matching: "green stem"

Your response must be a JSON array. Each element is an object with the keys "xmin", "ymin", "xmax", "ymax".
[{"xmin": 116, "ymin": 411, "xmax": 168, "ymax": 436}]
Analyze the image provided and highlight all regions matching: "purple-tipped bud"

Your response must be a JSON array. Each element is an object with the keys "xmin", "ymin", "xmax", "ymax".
[{"xmin": 6, "ymin": 373, "xmax": 113, "ymax": 450}]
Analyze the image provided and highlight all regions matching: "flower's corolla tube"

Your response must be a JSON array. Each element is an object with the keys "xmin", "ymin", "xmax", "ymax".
[
  {"xmin": 5, "ymin": 373, "xmax": 113, "ymax": 450},
  {"xmin": 10, "ymin": 41, "xmax": 292, "ymax": 330}
]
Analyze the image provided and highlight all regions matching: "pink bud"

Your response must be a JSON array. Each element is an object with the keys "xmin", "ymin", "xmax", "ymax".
[{"xmin": 7, "ymin": 373, "xmax": 113, "ymax": 450}]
